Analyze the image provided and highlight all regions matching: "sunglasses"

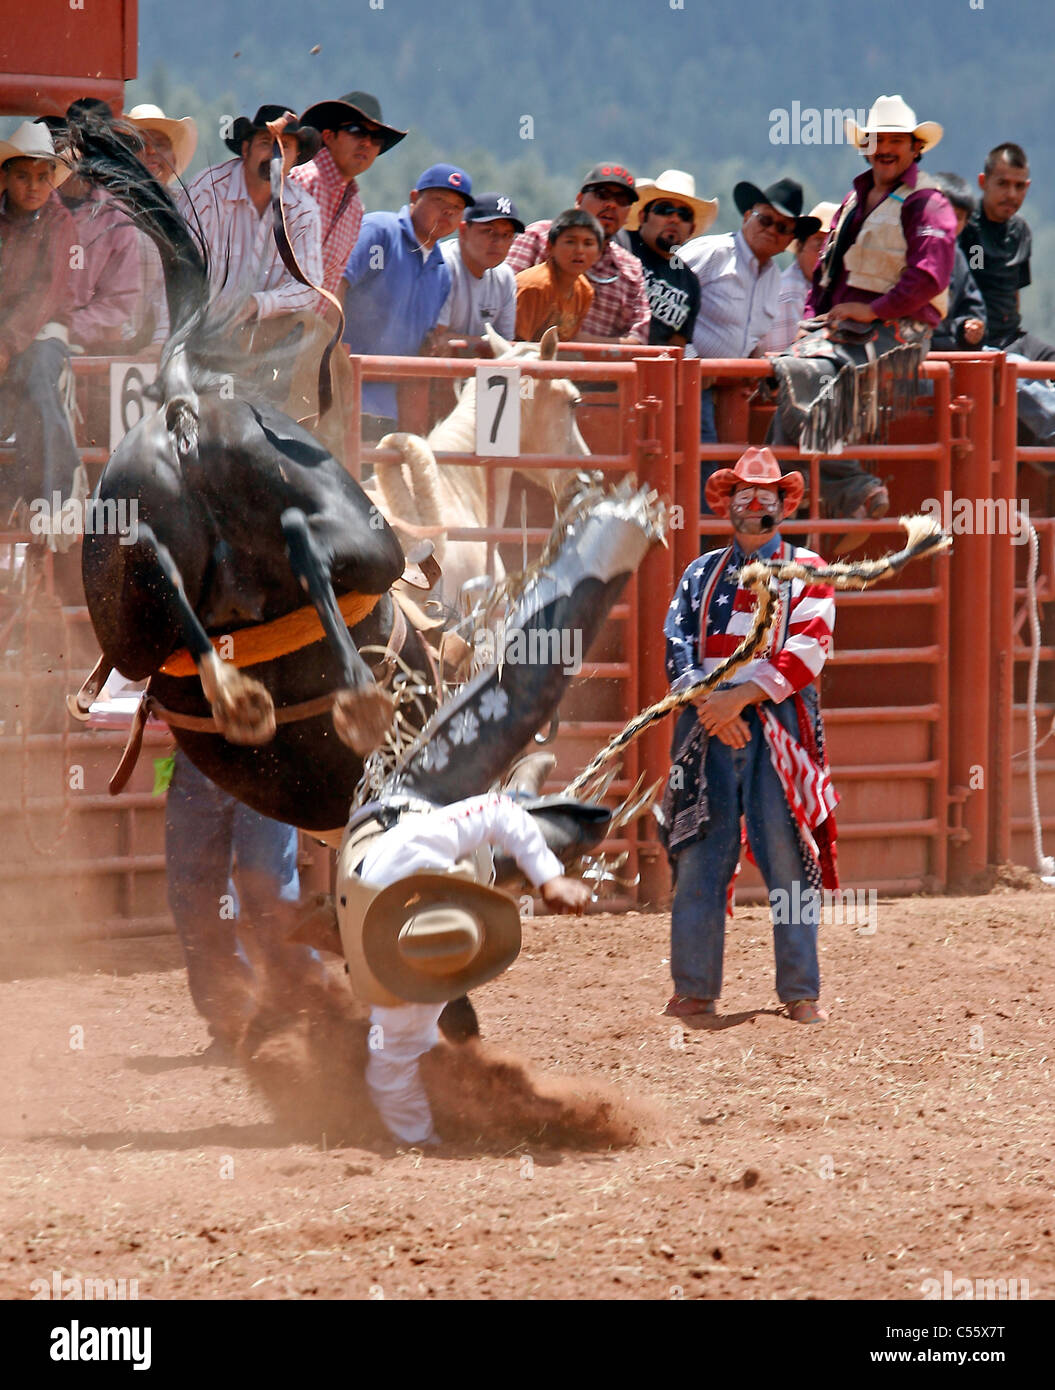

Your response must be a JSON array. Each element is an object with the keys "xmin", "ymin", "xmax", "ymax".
[
  {"xmin": 338, "ymin": 122, "xmax": 385, "ymax": 144},
  {"xmin": 752, "ymin": 209, "xmax": 796, "ymax": 237},
  {"xmin": 647, "ymin": 201, "xmax": 694, "ymax": 223},
  {"xmin": 587, "ymin": 185, "xmax": 635, "ymax": 206}
]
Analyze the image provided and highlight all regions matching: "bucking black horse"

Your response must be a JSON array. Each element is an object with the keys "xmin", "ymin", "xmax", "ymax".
[{"xmin": 66, "ymin": 110, "xmax": 433, "ymax": 838}]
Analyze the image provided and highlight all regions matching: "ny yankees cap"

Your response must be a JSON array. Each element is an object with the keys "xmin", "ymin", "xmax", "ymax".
[
  {"xmin": 463, "ymin": 192, "xmax": 525, "ymax": 232},
  {"xmin": 415, "ymin": 163, "xmax": 475, "ymax": 205}
]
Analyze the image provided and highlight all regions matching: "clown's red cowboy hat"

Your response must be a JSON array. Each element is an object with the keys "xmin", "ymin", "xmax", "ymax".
[{"xmin": 705, "ymin": 446, "xmax": 804, "ymax": 518}]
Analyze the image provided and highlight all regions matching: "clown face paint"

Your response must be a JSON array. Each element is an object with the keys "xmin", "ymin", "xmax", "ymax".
[{"xmin": 729, "ymin": 484, "xmax": 783, "ymax": 535}]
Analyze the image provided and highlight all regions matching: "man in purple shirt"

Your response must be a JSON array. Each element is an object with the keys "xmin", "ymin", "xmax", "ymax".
[{"xmin": 770, "ymin": 95, "xmax": 955, "ymax": 534}]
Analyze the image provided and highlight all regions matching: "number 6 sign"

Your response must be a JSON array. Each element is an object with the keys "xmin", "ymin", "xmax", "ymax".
[
  {"xmin": 475, "ymin": 364, "xmax": 520, "ymax": 457},
  {"xmin": 109, "ymin": 361, "xmax": 159, "ymax": 451}
]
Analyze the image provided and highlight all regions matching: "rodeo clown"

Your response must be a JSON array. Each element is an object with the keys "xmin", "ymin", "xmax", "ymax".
[
  {"xmin": 334, "ymin": 792, "xmax": 590, "ymax": 1145},
  {"xmin": 658, "ymin": 447, "xmax": 838, "ymax": 1025}
]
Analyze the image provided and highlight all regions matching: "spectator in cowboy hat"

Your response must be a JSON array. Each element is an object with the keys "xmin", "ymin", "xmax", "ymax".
[
  {"xmin": 506, "ymin": 163, "xmax": 651, "ymax": 343},
  {"xmin": 39, "ymin": 101, "xmax": 143, "ymax": 357},
  {"xmin": 759, "ymin": 200, "xmax": 839, "ymax": 353},
  {"xmin": 660, "ymin": 446, "xmax": 836, "ymax": 1026},
  {"xmin": 430, "ymin": 193, "xmax": 525, "ymax": 353},
  {"xmin": 291, "ymin": 91, "xmax": 406, "ymax": 306},
  {"xmin": 679, "ymin": 175, "xmax": 819, "ymax": 469},
  {"xmin": 121, "ymin": 104, "xmax": 199, "ymax": 349},
  {"xmin": 0, "ymin": 121, "xmax": 81, "ymax": 516},
  {"xmin": 341, "ymin": 163, "xmax": 474, "ymax": 441},
  {"xmin": 178, "ymin": 104, "xmax": 322, "ymax": 326},
  {"xmin": 769, "ymin": 95, "xmax": 955, "ymax": 530},
  {"xmin": 617, "ymin": 169, "xmax": 717, "ymax": 347},
  {"xmin": 125, "ymin": 103, "xmax": 198, "ymax": 185}
]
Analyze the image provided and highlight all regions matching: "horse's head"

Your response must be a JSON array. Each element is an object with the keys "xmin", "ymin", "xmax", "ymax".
[{"xmin": 484, "ymin": 325, "xmax": 589, "ymax": 468}]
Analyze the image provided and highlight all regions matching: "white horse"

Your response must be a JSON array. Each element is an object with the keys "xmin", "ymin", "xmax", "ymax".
[{"xmin": 368, "ymin": 325, "xmax": 589, "ymax": 613}]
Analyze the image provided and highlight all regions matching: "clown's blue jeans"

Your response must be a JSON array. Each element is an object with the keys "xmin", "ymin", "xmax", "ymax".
[
  {"xmin": 165, "ymin": 750, "xmax": 326, "ymax": 1041},
  {"xmin": 670, "ymin": 707, "xmax": 821, "ymax": 1003}
]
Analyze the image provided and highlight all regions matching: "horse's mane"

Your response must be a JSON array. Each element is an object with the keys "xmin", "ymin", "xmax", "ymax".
[{"xmin": 62, "ymin": 107, "xmax": 302, "ymax": 407}]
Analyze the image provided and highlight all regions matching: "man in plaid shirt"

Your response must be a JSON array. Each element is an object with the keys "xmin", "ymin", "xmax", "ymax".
[
  {"xmin": 292, "ymin": 92, "xmax": 406, "ymax": 311},
  {"xmin": 505, "ymin": 163, "xmax": 650, "ymax": 343}
]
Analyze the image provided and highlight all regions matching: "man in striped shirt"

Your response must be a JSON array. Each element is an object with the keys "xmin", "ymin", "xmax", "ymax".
[
  {"xmin": 291, "ymin": 91, "xmax": 406, "ymax": 312},
  {"xmin": 659, "ymin": 447, "xmax": 837, "ymax": 1026},
  {"xmin": 179, "ymin": 104, "xmax": 322, "ymax": 326}
]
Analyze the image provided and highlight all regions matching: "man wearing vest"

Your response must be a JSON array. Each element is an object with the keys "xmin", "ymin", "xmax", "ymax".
[
  {"xmin": 659, "ymin": 447, "xmax": 837, "ymax": 1025},
  {"xmin": 769, "ymin": 96, "xmax": 956, "ymax": 530}
]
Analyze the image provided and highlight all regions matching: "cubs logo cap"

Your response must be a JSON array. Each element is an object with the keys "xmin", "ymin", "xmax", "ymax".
[
  {"xmin": 463, "ymin": 191, "xmax": 525, "ymax": 232},
  {"xmin": 415, "ymin": 163, "xmax": 475, "ymax": 206},
  {"xmin": 580, "ymin": 162, "xmax": 639, "ymax": 200}
]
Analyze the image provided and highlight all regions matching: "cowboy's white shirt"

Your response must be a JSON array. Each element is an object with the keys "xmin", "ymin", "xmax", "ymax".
[{"xmin": 358, "ymin": 792, "xmax": 562, "ymax": 891}]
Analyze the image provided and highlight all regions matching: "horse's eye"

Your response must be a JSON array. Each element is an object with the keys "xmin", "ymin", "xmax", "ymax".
[{"xmin": 571, "ymin": 396, "xmax": 582, "ymax": 409}]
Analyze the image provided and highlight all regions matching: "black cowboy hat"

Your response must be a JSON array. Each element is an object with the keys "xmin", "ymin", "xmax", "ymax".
[
  {"xmin": 298, "ymin": 91, "xmax": 406, "ymax": 154},
  {"xmin": 225, "ymin": 104, "xmax": 317, "ymax": 158},
  {"xmin": 733, "ymin": 176, "xmax": 821, "ymax": 240}
]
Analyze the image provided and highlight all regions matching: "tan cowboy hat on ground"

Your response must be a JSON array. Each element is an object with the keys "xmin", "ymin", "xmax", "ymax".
[
  {"xmin": 125, "ymin": 104, "xmax": 198, "ymax": 177},
  {"xmin": 845, "ymin": 95, "xmax": 943, "ymax": 154},
  {"xmin": 338, "ymin": 865, "xmax": 522, "ymax": 1007},
  {"xmin": 625, "ymin": 169, "xmax": 719, "ymax": 233},
  {"xmin": 0, "ymin": 121, "xmax": 70, "ymax": 187}
]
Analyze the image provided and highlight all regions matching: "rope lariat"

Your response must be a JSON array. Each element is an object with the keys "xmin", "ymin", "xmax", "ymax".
[{"xmin": 563, "ymin": 514, "xmax": 951, "ymax": 799}]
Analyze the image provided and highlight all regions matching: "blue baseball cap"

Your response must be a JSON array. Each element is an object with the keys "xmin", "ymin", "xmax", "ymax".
[{"xmin": 415, "ymin": 163, "xmax": 474, "ymax": 205}]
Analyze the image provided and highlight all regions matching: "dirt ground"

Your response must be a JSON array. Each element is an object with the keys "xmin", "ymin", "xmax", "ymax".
[{"xmin": 1, "ymin": 887, "xmax": 1052, "ymax": 1302}]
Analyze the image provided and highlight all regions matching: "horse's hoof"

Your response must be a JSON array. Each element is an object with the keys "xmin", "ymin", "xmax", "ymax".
[
  {"xmin": 214, "ymin": 675, "xmax": 277, "ymax": 746},
  {"xmin": 332, "ymin": 683, "xmax": 394, "ymax": 755}
]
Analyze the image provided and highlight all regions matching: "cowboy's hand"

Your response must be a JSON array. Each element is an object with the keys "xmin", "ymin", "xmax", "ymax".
[
  {"xmin": 265, "ymin": 111, "xmax": 297, "ymax": 140},
  {"xmin": 963, "ymin": 318, "xmax": 985, "ymax": 345},
  {"xmin": 693, "ymin": 685, "xmax": 750, "ymax": 732},
  {"xmin": 713, "ymin": 714, "xmax": 752, "ymax": 748},
  {"xmin": 825, "ymin": 301, "xmax": 878, "ymax": 324},
  {"xmin": 540, "ymin": 875, "xmax": 591, "ymax": 914}
]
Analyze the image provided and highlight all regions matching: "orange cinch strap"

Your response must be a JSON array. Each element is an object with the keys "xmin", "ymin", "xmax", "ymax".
[{"xmin": 158, "ymin": 589, "xmax": 382, "ymax": 678}]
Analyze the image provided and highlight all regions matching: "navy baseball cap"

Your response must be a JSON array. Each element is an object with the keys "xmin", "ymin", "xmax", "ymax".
[
  {"xmin": 464, "ymin": 192, "xmax": 525, "ymax": 232},
  {"xmin": 415, "ymin": 163, "xmax": 474, "ymax": 205}
]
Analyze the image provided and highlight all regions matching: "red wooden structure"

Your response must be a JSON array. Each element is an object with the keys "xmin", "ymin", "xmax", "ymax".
[
  {"xmin": 2, "ymin": 341, "xmax": 1052, "ymax": 946},
  {"xmin": 0, "ymin": 0, "xmax": 136, "ymax": 117}
]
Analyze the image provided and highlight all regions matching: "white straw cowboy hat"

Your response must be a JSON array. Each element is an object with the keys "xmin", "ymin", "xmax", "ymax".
[
  {"xmin": 806, "ymin": 201, "xmax": 840, "ymax": 234},
  {"xmin": 0, "ymin": 121, "xmax": 71, "ymax": 187},
  {"xmin": 846, "ymin": 95, "xmax": 943, "ymax": 154},
  {"xmin": 339, "ymin": 869, "xmax": 522, "ymax": 1007},
  {"xmin": 624, "ymin": 169, "xmax": 719, "ymax": 233},
  {"xmin": 125, "ymin": 104, "xmax": 198, "ymax": 177}
]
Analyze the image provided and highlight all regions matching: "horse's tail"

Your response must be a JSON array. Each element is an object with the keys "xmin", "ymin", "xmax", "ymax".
[{"xmin": 63, "ymin": 106, "xmax": 209, "ymax": 346}]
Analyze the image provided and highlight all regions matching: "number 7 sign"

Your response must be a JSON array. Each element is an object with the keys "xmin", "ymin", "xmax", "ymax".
[{"xmin": 475, "ymin": 364, "xmax": 520, "ymax": 457}]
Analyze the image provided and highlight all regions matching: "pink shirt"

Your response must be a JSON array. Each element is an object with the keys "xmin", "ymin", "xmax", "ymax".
[
  {"xmin": 65, "ymin": 188, "xmax": 141, "ymax": 351},
  {"xmin": 806, "ymin": 163, "xmax": 956, "ymax": 328}
]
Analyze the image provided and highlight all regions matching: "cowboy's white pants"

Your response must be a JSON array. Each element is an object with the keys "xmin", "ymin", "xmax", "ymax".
[{"xmin": 366, "ymin": 1002, "xmax": 445, "ymax": 1144}]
